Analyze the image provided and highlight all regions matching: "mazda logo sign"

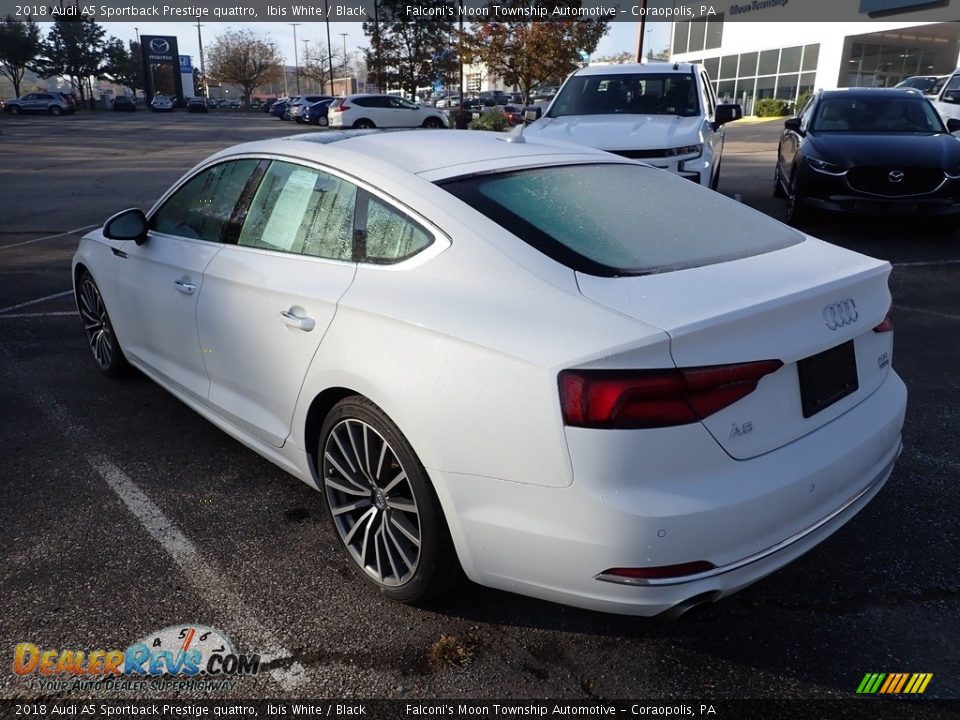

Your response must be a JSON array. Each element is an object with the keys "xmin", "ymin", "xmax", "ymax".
[
  {"xmin": 149, "ymin": 39, "xmax": 170, "ymax": 54},
  {"xmin": 888, "ymin": 170, "xmax": 905, "ymax": 183},
  {"xmin": 823, "ymin": 299, "xmax": 859, "ymax": 331}
]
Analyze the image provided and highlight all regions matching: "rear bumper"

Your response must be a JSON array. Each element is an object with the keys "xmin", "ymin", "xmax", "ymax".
[{"xmin": 431, "ymin": 371, "xmax": 906, "ymax": 616}]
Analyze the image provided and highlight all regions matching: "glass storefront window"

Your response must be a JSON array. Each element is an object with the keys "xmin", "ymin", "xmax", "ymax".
[
  {"xmin": 705, "ymin": 15, "xmax": 724, "ymax": 50},
  {"xmin": 703, "ymin": 57, "xmax": 720, "ymax": 79},
  {"xmin": 799, "ymin": 72, "xmax": 816, "ymax": 97},
  {"xmin": 689, "ymin": 19, "xmax": 706, "ymax": 54},
  {"xmin": 802, "ymin": 44, "xmax": 819, "ymax": 72},
  {"xmin": 776, "ymin": 74, "xmax": 799, "ymax": 100},
  {"xmin": 719, "ymin": 55, "xmax": 738, "ymax": 79},
  {"xmin": 738, "ymin": 52, "xmax": 759, "ymax": 78},
  {"xmin": 673, "ymin": 22, "xmax": 690, "ymax": 55},
  {"xmin": 779, "ymin": 46, "xmax": 802, "ymax": 74},
  {"xmin": 756, "ymin": 75, "xmax": 776, "ymax": 100},
  {"xmin": 717, "ymin": 79, "xmax": 735, "ymax": 102},
  {"xmin": 758, "ymin": 50, "xmax": 779, "ymax": 76}
]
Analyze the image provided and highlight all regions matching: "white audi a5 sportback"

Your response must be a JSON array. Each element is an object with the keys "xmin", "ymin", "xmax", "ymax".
[{"xmin": 73, "ymin": 130, "xmax": 906, "ymax": 617}]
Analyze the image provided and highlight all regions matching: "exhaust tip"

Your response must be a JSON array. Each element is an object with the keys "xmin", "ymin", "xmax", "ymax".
[{"xmin": 659, "ymin": 591, "xmax": 722, "ymax": 622}]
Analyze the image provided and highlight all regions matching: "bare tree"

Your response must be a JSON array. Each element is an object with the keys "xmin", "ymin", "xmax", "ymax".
[
  {"xmin": 301, "ymin": 42, "xmax": 342, "ymax": 94},
  {"xmin": 207, "ymin": 29, "xmax": 281, "ymax": 104}
]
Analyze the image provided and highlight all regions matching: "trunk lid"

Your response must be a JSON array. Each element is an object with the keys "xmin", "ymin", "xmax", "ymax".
[{"xmin": 576, "ymin": 239, "xmax": 894, "ymax": 459}]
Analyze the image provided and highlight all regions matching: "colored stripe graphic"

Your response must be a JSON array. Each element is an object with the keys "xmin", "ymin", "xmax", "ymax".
[{"xmin": 857, "ymin": 672, "xmax": 932, "ymax": 694}]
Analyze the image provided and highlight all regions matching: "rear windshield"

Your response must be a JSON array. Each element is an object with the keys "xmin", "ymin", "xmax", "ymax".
[
  {"xmin": 439, "ymin": 163, "xmax": 802, "ymax": 276},
  {"xmin": 548, "ymin": 73, "xmax": 700, "ymax": 118}
]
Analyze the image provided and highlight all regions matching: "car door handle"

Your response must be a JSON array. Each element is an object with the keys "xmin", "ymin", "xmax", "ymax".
[
  {"xmin": 174, "ymin": 279, "xmax": 197, "ymax": 295},
  {"xmin": 281, "ymin": 309, "xmax": 316, "ymax": 332}
]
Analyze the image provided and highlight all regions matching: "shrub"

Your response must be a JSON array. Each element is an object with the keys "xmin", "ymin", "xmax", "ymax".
[
  {"xmin": 468, "ymin": 109, "xmax": 509, "ymax": 132},
  {"xmin": 795, "ymin": 91, "xmax": 813, "ymax": 115},
  {"xmin": 754, "ymin": 98, "xmax": 790, "ymax": 117}
]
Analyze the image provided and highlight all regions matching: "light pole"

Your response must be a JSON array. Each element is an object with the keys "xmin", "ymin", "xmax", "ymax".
[
  {"xmin": 301, "ymin": 38, "xmax": 310, "ymax": 92},
  {"xmin": 340, "ymin": 33, "xmax": 349, "ymax": 79},
  {"xmin": 323, "ymin": 1, "xmax": 334, "ymax": 92},
  {"xmin": 289, "ymin": 23, "xmax": 301, "ymax": 95},
  {"xmin": 196, "ymin": 20, "xmax": 207, "ymax": 98}
]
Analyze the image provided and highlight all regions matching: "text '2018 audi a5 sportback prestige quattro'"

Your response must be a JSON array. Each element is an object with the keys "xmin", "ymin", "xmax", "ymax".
[{"xmin": 74, "ymin": 130, "xmax": 906, "ymax": 617}]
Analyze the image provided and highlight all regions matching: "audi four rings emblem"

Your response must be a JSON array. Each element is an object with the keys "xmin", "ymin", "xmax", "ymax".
[
  {"xmin": 149, "ymin": 39, "xmax": 170, "ymax": 54},
  {"xmin": 888, "ymin": 170, "xmax": 905, "ymax": 183},
  {"xmin": 823, "ymin": 299, "xmax": 859, "ymax": 330}
]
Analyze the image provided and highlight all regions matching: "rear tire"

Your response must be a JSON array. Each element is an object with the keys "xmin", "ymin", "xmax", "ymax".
[
  {"xmin": 319, "ymin": 396, "xmax": 460, "ymax": 604},
  {"xmin": 50, "ymin": 105, "xmax": 63, "ymax": 116},
  {"xmin": 353, "ymin": 118, "xmax": 375, "ymax": 129},
  {"xmin": 421, "ymin": 117, "xmax": 444, "ymax": 129}
]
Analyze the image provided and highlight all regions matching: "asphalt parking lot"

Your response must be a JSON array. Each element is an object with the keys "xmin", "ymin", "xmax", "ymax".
[{"xmin": 0, "ymin": 111, "xmax": 958, "ymax": 704}]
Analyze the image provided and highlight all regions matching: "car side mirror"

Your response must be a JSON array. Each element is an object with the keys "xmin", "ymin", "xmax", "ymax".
[
  {"xmin": 943, "ymin": 89, "xmax": 960, "ymax": 104},
  {"xmin": 947, "ymin": 118, "xmax": 960, "ymax": 133},
  {"xmin": 715, "ymin": 103, "xmax": 743, "ymax": 125},
  {"xmin": 103, "ymin": 208, "xmax": 148, "ymax": 245},
  {"xmin": 524, "ymin": 108, "xmax": 542, "ymax": 122},
  {"xmin": 783, "ymin": 117, "xmax": 803, "ymax": 132}
]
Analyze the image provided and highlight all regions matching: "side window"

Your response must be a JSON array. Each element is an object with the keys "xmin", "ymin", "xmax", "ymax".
[
  {"xmin": 800, "ymin": 96, "xmax": 816, "ymax": 132},
  {"xmin": 699, "ymin": 73, "xmax": 715, "ymax": 117},
  {"xmin": 360, "ymin": 193, "xmax": 433, "ymax": 264},
  {"xmin": 237, "ymin": 161, "xmax": 357, "ymax": 261},
  {"xmin": 152, "ymin": 159, "xmax": 259, "ymax": 242}
]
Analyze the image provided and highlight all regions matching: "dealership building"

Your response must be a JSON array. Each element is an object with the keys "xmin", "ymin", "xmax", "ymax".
[{"xmin": 665, "ymin": 13, "xmax": 960, "ymax": 113}]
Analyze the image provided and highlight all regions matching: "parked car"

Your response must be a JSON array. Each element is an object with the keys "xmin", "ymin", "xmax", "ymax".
[
  {"xmin": 774, "ymin": 87, "xmax": 960, "ymax": 227},
  {"xmin": 526, "ymin": 63, "xmax": 741, "ymax": 190},
  {"xmin": 261, "ymin": 97, "xmax": 278, "ymax": 113},
  {"xmin": 435, "ymin": 96, "xmax": 460, "ymax": 109},
  {"xmin": 186, "ymin": 97, "xmax": 209, "ymax": 113},
  {"xmin": 929, "ymin": 69, "xmax": 960, "ymax": 126},
  {"xmin": 3, "ymin": 92, "xmax": 74, "ymax": 116},
  {"xmin": 305, "ymin": 99, "xmax": 336, "ymax": 126},
  {"xmin": 73, "ymin": 129, "xmax": 905, "ymax": 617},
  {"xmin": 111, "ymin": 96, "xmax": 137, "ymax": 112},
  {"xmin": 328, "ymin": 94, "xmax": 448, "ymax": 129},
  {"xmin": 290, "ymin": 95, "xmax": 334, "ymax": 123},
  {"xmin": 895, "ymin": 75, "xmax": 948, "ymax": 96},
  {"xmin": 57, "ymin": 92, "xmax": 80, "ymax": 111},
  {"xmin": 501, "ymin": 105, "xmax": 525, "ymax": 126},
  {"xmin": 150, "ymin": 95, "xmax": 174, "ymax": 112},
  {"xmin": 270, "ymin": 98, "xmax": 292, "ymax": 120},
  {"xmin": 223, "ymin": 99, "xmax": 241, "ymax": 109},
  {"xmin": 207, "ymin": 98, "xmax": 221, "ymax": 109}
]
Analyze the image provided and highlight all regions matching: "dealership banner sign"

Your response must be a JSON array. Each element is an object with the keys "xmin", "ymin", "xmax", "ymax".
[{"xmin": 4, "ymin": 0, "xmax": 958, "ymax": 22}]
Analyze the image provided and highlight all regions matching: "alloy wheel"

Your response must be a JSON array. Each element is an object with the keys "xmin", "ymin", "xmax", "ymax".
[
  {"xmin": 78, "ymin": 277, "xmax": 114, "ymax": 370},
  {"xmin": 323, "ymin": 419, "xmax": 421, "ymax": 587}
]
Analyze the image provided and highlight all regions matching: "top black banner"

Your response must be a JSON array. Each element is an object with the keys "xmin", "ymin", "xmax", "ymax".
[{"xmin": 4, "ymin": 0, "xmax": 959, "ymax": 22}]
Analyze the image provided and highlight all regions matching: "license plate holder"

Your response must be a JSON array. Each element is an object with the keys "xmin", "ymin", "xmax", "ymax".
[{"xmin": 797, "ymin": 340, "xmax": 859, "ymax": 419}]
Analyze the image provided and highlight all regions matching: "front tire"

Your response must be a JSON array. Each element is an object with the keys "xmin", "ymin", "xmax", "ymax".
[
  {"xmin": 76, "ymin": 270, "xmax": 130, "ymax": 378},
  {"xmin": 320, "ymin": 397, "xmax": 459, "ymax": 604},
  {"xmin": 50, "ymin": 105, "xmax": 63, "ymax": 116},
  {"xmin": 785, "ymin": 170, "xmax": 808, "ymax": 227},
  {"xmin": 9, "ymin": 105, "xmax": 22, "ymax": 116}
]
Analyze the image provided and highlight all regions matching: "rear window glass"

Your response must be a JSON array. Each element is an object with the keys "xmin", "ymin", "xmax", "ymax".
[{"xmin": 440, "ymin": 163, "xmax": 802, "ymax": 276}]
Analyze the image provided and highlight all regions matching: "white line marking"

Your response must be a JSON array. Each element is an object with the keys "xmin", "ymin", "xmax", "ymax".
[
  {"xmin": 89, "ymin": 456, "xmax": 309, "ymax": 691},
  {"xmin": 0, "ymin": 290, "xmax": 73, "ymax": 315},
  {"xmin": 892, "ymin": 259, "xmax": 960, "ymax": 268},
  {"xmin": 0, "ymin": 224, "xmax": 98, "ymax": 250},
  {"xmin": 893, "ymin": 304, "xmax": 960, "ymax": 321},
  {"xmin": 0, "ymin": 311, "xmax": 76, "ymax": 319}
]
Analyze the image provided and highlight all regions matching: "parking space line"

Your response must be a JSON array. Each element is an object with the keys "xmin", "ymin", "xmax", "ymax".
[
  {"xmin": 0, "ymin": 290, "xmax": 73, "ymax": 315},
  {"xmin": 892, "ymin": 259, "xmax": 960, "ymax": 268},
  {"xmin": 893, "ymin": 304, "xmax": 960, "ymax": 321},
  {"xmin": 89, "ymin": 456, "xmax": 310, "ymax": 691},
  {"xmin": 0, "ymin": 311, "xmax": 76, "ymax": 319},
  {"xmin": 0, "ymin": 225, "xmax": 98, "ymax": 250}
]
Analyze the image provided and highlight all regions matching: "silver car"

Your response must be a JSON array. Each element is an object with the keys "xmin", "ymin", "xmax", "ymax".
[{"xmin": 3, "ymin": 92, "xmax": 72, "ymax": 116}]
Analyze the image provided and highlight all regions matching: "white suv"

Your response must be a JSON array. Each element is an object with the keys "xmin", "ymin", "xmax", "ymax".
[
  {"xmin": 329, "ymin": 94, "xmax": 448, "ymax": 129},
  {"xmin": 525, "ymin": 63, "xmax": 741, "ymax": 190}
]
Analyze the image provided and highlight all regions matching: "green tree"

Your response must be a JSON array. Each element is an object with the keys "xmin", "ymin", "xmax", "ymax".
[
  {"xmin": 101, "ymin": 39, "xmax": 144, "ymax": 97},
  {"xmin": 0, "ymin": 16, "xmax": 41, "ymax": 99},
  {"xmin": 466, "ymin": 1, "xmax": 608, "ymax": 105},
  {"xmin": 207, "ymin": 29, "xmax": 281, "ymax": 104},
  {"xmin": 362, "ymin": 1, "xmax": 456, "ymax": 99},
  {"xmin": 35, "ymin": 18, "xmax": 108, "ymax": 106}
]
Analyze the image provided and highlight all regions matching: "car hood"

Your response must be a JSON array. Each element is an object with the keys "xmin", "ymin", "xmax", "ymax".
[
  {"xmin": 525, "ymin": 114, "xmax": 703, "ymax": 151},
  {"xmin": 807, "ymin": 132, "xmax": 960, "ymax": 168}
]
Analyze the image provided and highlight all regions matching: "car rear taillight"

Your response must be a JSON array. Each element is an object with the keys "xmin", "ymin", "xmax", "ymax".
[
  {"xmin": 558, "ymin": 360, "xmax": 783, "ymax": 429},
  {"xmin": 334, "ymin": 100, "xmax": 349, "ymax": 112},
  {"xmin": 873, "ymin": 313, "xmax": 894, "ymax": 333}
]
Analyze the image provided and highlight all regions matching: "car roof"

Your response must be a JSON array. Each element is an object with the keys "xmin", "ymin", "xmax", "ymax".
[
  {"xmin": 576, "ymin": 62, "xmax": 698, "ymax": 76},
  {"xmin": 821, "ymin": 87, "xmax": 929, "ymax": 99},
  {"xmin": 205, "ymin": 129, "xmax": 622, "ymax": 182}
]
